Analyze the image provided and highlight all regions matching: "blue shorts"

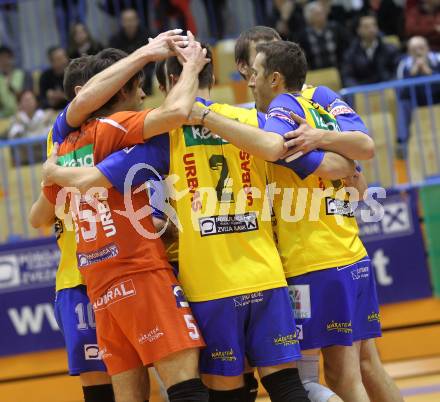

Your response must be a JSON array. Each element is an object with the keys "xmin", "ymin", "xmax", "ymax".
[
  {"xmin": 54, "ymin": 285, "xmax": 107, "ymax": 375},
  {"xmin": 287, "ymin": 257, "xmax": 382, "ymax": 350},
  {"xmin": 189, "ymin": 287, "xmax": 302, "ymax": 376}
]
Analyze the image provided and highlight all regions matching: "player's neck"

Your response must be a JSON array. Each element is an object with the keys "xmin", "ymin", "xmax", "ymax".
[{"xmin": 196, "ymin": 88, "xmax": 210, "ymax": 100}]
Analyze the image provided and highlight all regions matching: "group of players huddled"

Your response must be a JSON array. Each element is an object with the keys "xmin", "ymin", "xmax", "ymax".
[{"xmin": 29, "ymin": 26, "xmax": 404, "ymax": 402}]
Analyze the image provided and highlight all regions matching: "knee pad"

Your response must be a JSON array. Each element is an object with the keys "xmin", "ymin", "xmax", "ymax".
[
  {"xmin": 261, "ymin": 368, "xmax": 309, "ymax": 402},
  {"xmin": 167, "ymin": 378, "xmax": 209, "ymax": 402},
  {"xmin": 244, "ymin": 372, "xmax": 259, "ymax": 402},
  {"xmin": 208, "ymin": 386, "xmax": 248, "ymax": 402},
  {"xmin": 82, "ymin": 384, "xmax": 115, "ymax": 402}
]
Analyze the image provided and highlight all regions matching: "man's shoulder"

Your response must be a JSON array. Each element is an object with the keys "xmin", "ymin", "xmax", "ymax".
[
  {"xmin": 268, "ymin": 93, "xmax": 301, "ymax": 112},
  {"xmin": 98, "ymin": 110, "xmax": 149, "ymax": 128}
]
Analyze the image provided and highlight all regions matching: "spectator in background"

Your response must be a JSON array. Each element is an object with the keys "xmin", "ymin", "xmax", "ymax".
[
  {"xmin": 396, "ymin": 36, "xmax": 440, "ymax": 108},
  {"xmin": 155, "ymin": 0, "xmax": 197, "ymax": 35},
  {"xmin": 7, "ymin": 90, "xmax": 54, "ymax": 164},
  {"xmin": 67, "ymin": 22, "xmax": 103, "ymax": 59},
  {"xmin": 39, "ymin": 46, "xmax": 69, "ymax": 110},
  {"xmin": 297, "ymin": 1, "xmax": 349, "ymax": 70},
  {"xmin": 8, "ymin": 90, "xmax": 54, "ymax": 139},
  {"xmin": 109, "ymin": 9, "xmax": 150, "ymax": 54},
  {"xmin": 396, "ymin": 36, "xmax": 440, "ymax": 158},
  {"xmin": 271, "ymin": 0, "xmax": 306, "ymax": 41},
  {"xmin": 341, "ymin": 14, "xmax": 400, "ymax": 87},
  {"xmin": 362, "ymin": 0, "xmax": 405, "ymax": 39},
  {"xmin": 406, "ymin": 0, "xmax": 440, "ymax": 51},
  {"xmin": 0, "ymin": 46, "xmax": 32, "ymax": 118},
  {"xmin": 109, "ymin": 8, "xmax": 154, "ymax": 94},
  {"xmin": 319, "ymin": 0, "xmax": 362, "ymax": 32},
  {"xmin": 54, "ymin": 0, "xmax": 87, "ymax": 48}
]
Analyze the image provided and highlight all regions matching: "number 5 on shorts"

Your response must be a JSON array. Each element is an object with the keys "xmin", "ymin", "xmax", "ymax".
[{"xmin": 184, "ymin": 314, "xmax": 200, "ymax": 340}]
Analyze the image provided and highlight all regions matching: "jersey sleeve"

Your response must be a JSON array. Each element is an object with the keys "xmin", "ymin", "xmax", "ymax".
[
  {"xmin": 96, "ymin": 133, "xmax": 170, "ymax": 194},
  {"xmin": 257, "ymin": 111, "xmax": 266, "ymax": 129},
  {"xmin": 264, "ymin": 93, "xmax": 325, "ymax": 179},
  {"xmin": 313, "ymin": 86, "xmax": 369, "ymax": 134},
  {"xmin": 97, "ymin": 109, "xmax": 151, "ymax": 151},
  {"xmin": 52, "ymin": 104, "xmax": 78, "ymax": 145}
]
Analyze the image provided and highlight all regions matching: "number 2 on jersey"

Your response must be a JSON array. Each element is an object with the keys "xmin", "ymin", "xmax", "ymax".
[{"xmin": 209, "ymin": 154, "xmax": 234, "ymax": 203}]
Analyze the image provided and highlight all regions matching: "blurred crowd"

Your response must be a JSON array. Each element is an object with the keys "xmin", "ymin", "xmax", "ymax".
[{"xmin": 1, "ymin": 0, "xmax": 440, "ymax": 144}]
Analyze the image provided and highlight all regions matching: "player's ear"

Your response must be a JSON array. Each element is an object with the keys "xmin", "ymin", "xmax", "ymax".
[
  {"xmin": 271, "ymin": 71, "xmax": 282, "ymax": 88},
  {"xmin": 237, "ymin": 61, "xmax": 248, "ymax": 77},
  {"xmin": 119, "ymin": 86, "xmax": 129, "ymax": 100},
  {"xmin": 74, "ymin": 85, "xmax": 82, "ymax": 95}
]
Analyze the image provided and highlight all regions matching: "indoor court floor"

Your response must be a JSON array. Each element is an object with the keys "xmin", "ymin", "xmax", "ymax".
[{"xmin": 1, "ymin": 350, "xmax": 440, "ymax": 402}]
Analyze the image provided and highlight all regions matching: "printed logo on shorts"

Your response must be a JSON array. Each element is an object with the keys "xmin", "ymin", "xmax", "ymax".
[
  {"xmin": 93, "ymin": 279, "xmax": 136, "ymax": 311},
  {"xmin": 77, "ymin": 243, "xmax": 119, "ymax": 268},
  {"xmin": 172, "ymin": 285, "xmax": 189, "ymax": 308},
  {"xmin": 367, "ymin": 312, "xmax": 380, "ymax": 323},
  {"xmin": 211, "ymin": 348, "xmax": 237, "ymax": 362},
  {"xmin": 351, "ymin": 265, "xmax": 369, "ymax": 280},
  {"xmin": 233, "ymin": 292, "xmax": 264, "ymax": 308},
  {"xmin": 84, "ymin": 344, "xmax": 101, "ymax": 360},
  {"xmin": 326, "ymin": 320, "xmax": 352, "ymax": 334},
  {"xmin": 138, "ymin": 326, "xmax": 164, "ymax": 344},
  {"xmin": 288, "ymin": 285, "xmax": 311, "ymax": 319},
  {"xmin": 273, "ymin": 332, "xmax": 300, "ymax": 346}
]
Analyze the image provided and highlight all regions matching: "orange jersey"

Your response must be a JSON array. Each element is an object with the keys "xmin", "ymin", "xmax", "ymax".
[{"xmin": 45, "ymin": 110, "xmax": 171, "ymax": 302}]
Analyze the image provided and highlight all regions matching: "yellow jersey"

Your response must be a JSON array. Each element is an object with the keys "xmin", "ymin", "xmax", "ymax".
[
  {"xmin": 266, "ymin": 93, "xmax": 367, "ymax": 278},
  {"xmin": 47, "ymin": 129, "xmax": 84, "ymax": 291},
  {"xmin": 168, "ymin": 98, "xmax": 286, "ymax": 302}
]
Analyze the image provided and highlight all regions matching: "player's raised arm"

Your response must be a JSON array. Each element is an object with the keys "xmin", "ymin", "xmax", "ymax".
[
  {"xmin": 66, "ymin": 29, "xmax": 189, "ymax": 128},
  {"xmin": 142, "ymin": 31, "xmax": 210, "ymax": 138}
]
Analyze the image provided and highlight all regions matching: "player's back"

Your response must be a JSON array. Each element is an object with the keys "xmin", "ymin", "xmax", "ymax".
[
  {"xmin": 57, "ymin": 111, "xmax": 170, "ymax": 302},
  {"xmin": 265, "ymin": 93, "xmax": 366, "ymax": 278},
  {"xmin": 168, "ymin": 99, "xmax": 286, "ymax": 302}
]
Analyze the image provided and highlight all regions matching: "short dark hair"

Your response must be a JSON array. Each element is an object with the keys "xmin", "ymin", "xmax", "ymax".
[
  {"xmin": 47, "ymin": 46, "xmax": 65, "ymax": 60},
  {"xmin": 0, "ymin": 45, "xmax": 13, "ymax": 57},
  {"xmin": 63, "ymin": 55, "xmax": 93, "ymax": 101},
  {"xmin": 356, "ymin": 12, "xmax": 377, "ymax": 29},
  {"xmin": 255, "ymin": 41, "xmax": 307, "ymax": 91},
  {"xmin": 235, "ymin": 26, "xmax": 281, "ymax": 66},
  {"xmin": 91, "ymin": 48, "xmax": 144, "ymax": 110},
  {"xmin": 155, "ymin": 44, "xmax": 213, "ymax": 90}
]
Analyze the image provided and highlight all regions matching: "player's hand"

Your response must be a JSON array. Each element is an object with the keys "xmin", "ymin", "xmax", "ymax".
[
  {"xmin": 143, "ymin": 29, "xmax": 189, "ymax": 61},
  {"xmin": 41, "ymin": 142, "xmax": 59, "ymax": 186},
  {"xmin": 281, "ymin": 112, "xmax": 325, "ymax": 162},
  {"xmin": 185, "ymin": 104, "xmax": 206, "ymax": 125},
  {"xmin": 170, "ymin": 31, "xmax": 210, "ymax": 73}
]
